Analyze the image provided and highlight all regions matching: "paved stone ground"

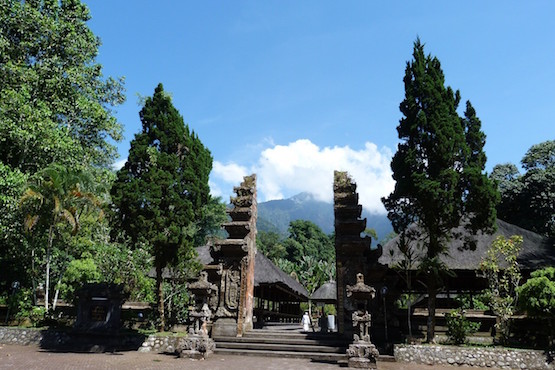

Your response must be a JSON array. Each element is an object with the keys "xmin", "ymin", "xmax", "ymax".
[{"xmin": 0, "ymin": 344, "xmax": 504, "ymax": 370}]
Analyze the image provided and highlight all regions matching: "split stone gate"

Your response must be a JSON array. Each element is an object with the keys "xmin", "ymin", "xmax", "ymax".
[{"xmin": 189, "ymin": 171, "xmax": 393, "ymax": 365}]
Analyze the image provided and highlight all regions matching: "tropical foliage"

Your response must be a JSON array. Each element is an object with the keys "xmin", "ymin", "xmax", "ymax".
[
  {"xmin": 480, "ymin": 235, "xmax": 522, "ymax": 345},
  {"xmin": 20, "ymin": 164, "xmax": 103, "ymax": 311},
  {"xmin": 517, "ymin": 267, "xmax": 555, "ymax": 347}
]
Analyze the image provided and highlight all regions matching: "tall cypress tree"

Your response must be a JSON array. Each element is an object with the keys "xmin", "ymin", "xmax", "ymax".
[
  {"xmin": 111, "ymin": 83, "xmax": 212, "ymax": 330},
  {"xmin": 382, "ymin": 39, "xmax": 498, "ymax": 342}
]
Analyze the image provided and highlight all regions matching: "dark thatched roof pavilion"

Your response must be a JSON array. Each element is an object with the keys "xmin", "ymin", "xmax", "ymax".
[
  {"xmin": 311, "ymin": 281, "xmax": 337, "ymax": 304},
  {"xmin": 380, "ymin": 219, "xmax": 555, "ymax": 270},
  {"xmin": 379, "ymin": 219, "xmax": 555, "ymax": 292}
]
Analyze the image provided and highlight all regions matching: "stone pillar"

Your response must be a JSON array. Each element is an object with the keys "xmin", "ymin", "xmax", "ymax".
[
  {"xmin": 334, "ymin": 171, "xmax": 373, "ymax": 338},
  {"xmin": 210, "ymin": 174, "xmax": 257, "ymax": 337},
  {"xmin": 334, "ymin": 171, "xmax": 389, "ymax": 366}
]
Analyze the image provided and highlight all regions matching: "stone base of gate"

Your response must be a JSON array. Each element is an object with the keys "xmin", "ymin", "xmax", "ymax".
[{"xmin": 212, "ymin": 318, "xmax": 238, "ymax": 337}]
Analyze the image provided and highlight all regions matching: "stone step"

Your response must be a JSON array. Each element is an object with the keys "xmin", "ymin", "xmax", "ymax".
[
  {"xmin": 214, "ymin": 335, "xmax": 347, "ymax": 347},
  {"xmin": 213, "ymin": 347, "xmax": 349, "ymax": 362},
  {"xmin": 243, "ymin": 329, "xmax": 345, "ymax": 341},
  {"xmin": 215, "ymin": 340, "xmax": 346, "ymax": 353}
]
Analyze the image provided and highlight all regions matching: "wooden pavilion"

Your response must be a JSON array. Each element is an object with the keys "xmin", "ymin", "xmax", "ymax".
[{"xmin": 379, "ymin": 218, "xmax": 555, "ymax": 295}]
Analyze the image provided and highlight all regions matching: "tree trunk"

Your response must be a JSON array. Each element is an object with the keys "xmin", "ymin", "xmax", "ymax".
[
  {"xmin": 156, "ymin": 263, "xmax": 165, "ymax": 331},
  {"xmin": 52, "ymin": 272, "xmax": 64, "ymax": 311},
  {"xmin": 45, "ymin": 225, "xmax": 54, "ymax": 312},
  {"xmin": 407, "ymin": 296, "xmax": 413, "ymax": 341},
  {"xmin": 406, "ymin": 271, "xmax": 413, "ymax": 341},
  {"xmin": 426, "ymin": 276, "xmax": 437, "ymax": 343},
  {"xmin": 32, "ymin": 247, "xmax": 37, "ymax": 306}
]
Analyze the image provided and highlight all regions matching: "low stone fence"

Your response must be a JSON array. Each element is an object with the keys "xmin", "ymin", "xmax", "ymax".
[
  {"xmin": 138, "ymin": 334, "xmax": 189, "ymax": 353},
  {"xmin": 139, "ymin": 334, "xmax": 215, "ymax": 359},
  {"xmin": 395, "ymin": 344, "xmax": 554, "ymax": 370},
  {"xmin": 0, "ymin": 327, "xmax": 70, "ymax": 347},
  {"xmin": 0, "ymin": 327, "xmax": 213, "ymax": 358}
]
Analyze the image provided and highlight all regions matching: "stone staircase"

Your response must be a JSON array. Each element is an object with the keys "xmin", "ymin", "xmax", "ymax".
[{"xmin": 213, "ymin": 327, "xmax": 349, "ymax": 363}]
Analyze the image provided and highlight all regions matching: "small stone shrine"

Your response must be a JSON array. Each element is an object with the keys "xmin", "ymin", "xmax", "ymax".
[
  {"xmin": 187, "ymin": 271, "xmax": 217, "ymax": 335},
  {"xmin": 346, "ymin": 273, "xmax": 380, "ymax": 368},
  {"xmin": 74, "ymin": 283, "xmax": 125, "ymax": 331},
  {"xmin": 204, "ymin": 174, "xmax": 258, "ymax": 337}
]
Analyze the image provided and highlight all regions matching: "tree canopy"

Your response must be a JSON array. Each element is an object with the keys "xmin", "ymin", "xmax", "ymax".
[
  {"xmin": 0, "ymin": 0, "xmax": 124, "ymax": 302},
  {"xmin": 110, "ymin": 83, "xmax": 212, "ymax": 330},
  {"xmin": 382, "ymin": 39, "xmax": 498, "ymax": 342},
  {"xmin": 283, "ymin": 220, "xmax": 334, "ymax": 263},
  {"xmin": 491, "ymin": 140, "xmax": 555, "ymax": 238},
  {"xmin": 0, "ymin": 0, "xmax": 125, "ymax": 172}
]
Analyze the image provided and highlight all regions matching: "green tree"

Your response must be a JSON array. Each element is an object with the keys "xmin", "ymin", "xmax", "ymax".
[
  {"xmin": 382, "ymin": 39, "xmax": 498, "ymax": 342},
  {"xmin": 20, "ymin": 163, "xmax": 103, "ymax": 312},
  {"xmin": 257, "ymin": 231, "xmax": 287, "ymax": 261},
  {"xmin": 517, "ymin": 267, "xmax": 555, "ymax": 347},
  {"xmin": 0, "ymin": 0, "xmax": 125, "ymax": 171},
  {"xmin": 0, "ymin": 0, "xmax": 124, "ymax": 298},
  {"xmin": 283, "ymin": 220, "xmax": 334, "ymax": 264},
  {"xmin": 389, "ymin": 230, "xmax": 418, "ymax": 341},
  {"xmin": 480, "ymin": 235, "xmax": 522, "ymax": 345},
  {"xmin": 193, "ymin": 196, "xmax": 227, "ymax": 247},
  {"xmin": 491, "ymin": 140, "xmax": 555, "ymax": 238},
  {"xmin": 110, "ymin": 83, "xmax": 212, "ymax": 331}
]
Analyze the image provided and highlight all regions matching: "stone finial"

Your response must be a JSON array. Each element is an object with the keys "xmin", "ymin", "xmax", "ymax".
[{"xmin": 346, "ymin": 273, "xmax": 376, "ymax": 300}]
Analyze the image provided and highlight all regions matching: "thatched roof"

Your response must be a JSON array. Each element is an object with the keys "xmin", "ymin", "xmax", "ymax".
[
  {"xmin": 311, "ymin": 281, "xmax": 337, "ymax": 303},
  {"xmin": 379, "ymin": 219, "xmax": 555, "ymax": 271},
  {"xmin": 195, "ymin": 246, "xmax": 309, "ymax": 300}
]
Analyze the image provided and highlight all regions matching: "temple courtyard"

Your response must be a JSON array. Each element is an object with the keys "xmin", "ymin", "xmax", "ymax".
[{"xmin": 0, "ymin": 343, "xmax": 506, "ymax": 370}]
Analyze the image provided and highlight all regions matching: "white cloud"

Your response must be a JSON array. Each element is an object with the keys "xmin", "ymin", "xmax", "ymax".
[
  {"xmin": 211, "ymin": 139, "xmax": 394, "ymax": 214},
  {"xmin": 113, "ymin": 158, "xmax": 127, "ymax": 170},
  {"xmin": 212, "ymin": 161, "xmax": 250, "ymax": 184}
]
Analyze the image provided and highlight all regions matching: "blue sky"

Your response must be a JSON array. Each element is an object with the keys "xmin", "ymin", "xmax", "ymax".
[{"xmin": 87, "ymin": 1, "xmax": 555, "ymax": 213}]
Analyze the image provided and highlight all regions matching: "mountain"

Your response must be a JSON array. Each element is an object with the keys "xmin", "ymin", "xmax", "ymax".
[{"xmin": 257, "ymin": 192, "xmax": 393, "ymax": 243}]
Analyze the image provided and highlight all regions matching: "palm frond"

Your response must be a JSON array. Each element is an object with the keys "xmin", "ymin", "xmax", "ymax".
[
  {"xmin": 24, "ymin": 214, "xmax": 40, "ymax": 232},
  {"xmin": 60, "ymin": 209, "xmax": 78, "ymax": 235}
]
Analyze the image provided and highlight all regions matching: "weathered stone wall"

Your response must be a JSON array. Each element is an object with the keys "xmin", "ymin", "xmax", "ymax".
[
  {"xmin": 0, "ymin": 327, "xmax": 212, "ymax": 357},
  {"xmin": 0, "ymin": 327, "xmax": 69, "ymax": 346},
  {"xmin": 394, "ymin": 344, "xmax": 554, "ymax": 370},
  {"xmin": 138, "ymin": 334, "xmax": 190, "ymax": 353}
]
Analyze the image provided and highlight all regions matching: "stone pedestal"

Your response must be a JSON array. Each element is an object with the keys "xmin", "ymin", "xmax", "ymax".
[
  {"xmin": 178, "ymin": 334, "xmax": 215, "ymax": 359},
  {"xmin": 211, "ymin": 317, "xmax": 239, "ymax": 337},
  {"xmin": 347, "ymin": 341, "xmax": 379, "ymax": 369}
]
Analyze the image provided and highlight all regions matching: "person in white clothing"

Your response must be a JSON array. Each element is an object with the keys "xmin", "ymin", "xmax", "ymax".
[{"xmin": 301, "ymin": 311, "xmax": 310, "ymax": 332}]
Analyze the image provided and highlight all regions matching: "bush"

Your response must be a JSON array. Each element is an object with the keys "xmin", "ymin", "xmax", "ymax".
[
  {"xmin": 445, "ymin": 308, "xmax": 481, "ymax": 345},
  {"xmin": 517, "ymin": 267, "xmax": 555, "ymax": 347},
  {"xmin": 28, "ymin": 306, "xmax": 46, "ymax": 327}
]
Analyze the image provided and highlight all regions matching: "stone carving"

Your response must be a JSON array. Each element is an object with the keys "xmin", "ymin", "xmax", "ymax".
[
  {"xmin": 178, "ymin": 333, "xmax": 216, "ymax": 359},
  {"xmin": 347, "ymin": 341, "xmax": 380, "ymax": 369},
  {"xmin": 188, "ymin": 271, "xmax": 217, "ymax": 296},
  {"xmin": 352, "ymin": 310, "xmax": 372, "ymax": 342},
  {"xmin": 224, "ymin": 268, "xmax": 241, "ymax": 310},
  {"xmin": 345, "ymin": 273, "xmax": 379, "ymax": 368},
  {"xmin": 346, "ymin": 273, "xmax": 376, "ymax": 300},
  {"xmin": 188, "ymin": 303, "xmax": 212, "ymax": 336}
]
